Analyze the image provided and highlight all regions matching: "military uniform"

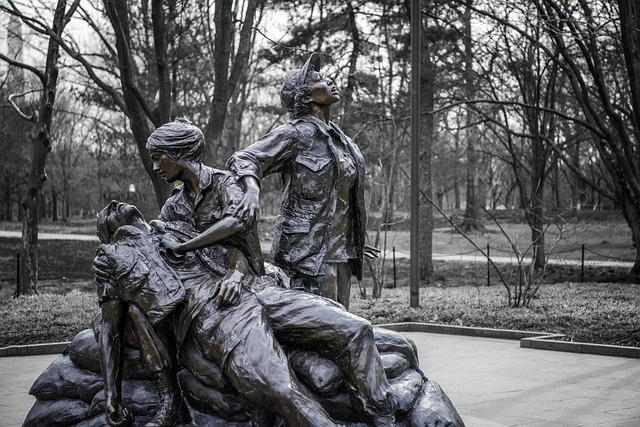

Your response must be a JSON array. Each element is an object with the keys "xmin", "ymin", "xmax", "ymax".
[{"xmin": 228, "ymin": 115, "xmax": 366, "ymax": 308}]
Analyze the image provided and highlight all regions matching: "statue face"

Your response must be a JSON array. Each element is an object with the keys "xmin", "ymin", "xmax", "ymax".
[
  {"xmin": 101, "ymin": 201, "xmax": 144, "ymax": 237},
  {"xmin": 307, "ymin": 71, "xmax": 340, "ymax": 106},
  {"xmin": 150, "ymin": 152, "xmax": 183, "ymax": 183}
]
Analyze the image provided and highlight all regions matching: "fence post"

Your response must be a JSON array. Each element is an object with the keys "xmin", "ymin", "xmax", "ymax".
[
  {"xmin": 392, "ymin": 246, "xmax": 397, "ymax": 289},
  {"xmin": 581, "ymin": 244, "xmax": 585, "ymax": 283},
  {"xmin": 16, "ymin": 252, "xmax": 20, "ymax": 297},
  {"xmin": 487, "ymin": 244, "xmax": 490, "ymax": 287}
]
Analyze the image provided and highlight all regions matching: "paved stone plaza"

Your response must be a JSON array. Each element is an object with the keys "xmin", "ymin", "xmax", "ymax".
[{"xmin": 1, "ymin": 331, "xmax": 639, "ymax": 426}]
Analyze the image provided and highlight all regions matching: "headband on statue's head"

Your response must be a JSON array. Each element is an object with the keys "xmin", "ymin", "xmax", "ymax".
[{"xmin": 146, "ymin": 117, "xmax": 205, "ymax": 162}]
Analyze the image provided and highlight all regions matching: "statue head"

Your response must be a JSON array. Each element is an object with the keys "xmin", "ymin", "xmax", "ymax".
[
  {"xmin": 97, "ymin": 200, "xmax": 147, "ymax": 243},
  {"xmin": 281, "ymin": 53, "xmax": 326, "ymax": 119},
  {"xmin": 146, "ymin": 118, "xmax": 205, "ymax": 163}
]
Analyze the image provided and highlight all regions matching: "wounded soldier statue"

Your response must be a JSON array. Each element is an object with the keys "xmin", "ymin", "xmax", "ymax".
[
  {"xmin": 24, "ymin": 54, "xmax": 465, "ymax": 426},
  {"xmin": 23, "ymin": 201, "xmax": 465, "ymax": 426}
]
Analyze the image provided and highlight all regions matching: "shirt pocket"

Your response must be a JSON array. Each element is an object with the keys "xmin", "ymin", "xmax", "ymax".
[
  {"xmin": 280, "ymin": 221, "xmax": 311, "ymax": 234},
  {"xmin": 296, "ymin": 154, "xmax": 331, "ymax": 172},
  {"xmin": 293, "ymin": 155, "xmax": 333, "ymax": 199}
]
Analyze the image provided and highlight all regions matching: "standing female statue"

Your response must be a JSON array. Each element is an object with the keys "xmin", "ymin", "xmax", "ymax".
[{"xmin": 228, "ymin": 53, "xmax": 369, "ymax": 309}]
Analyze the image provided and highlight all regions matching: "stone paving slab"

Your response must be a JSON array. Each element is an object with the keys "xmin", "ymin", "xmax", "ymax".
[
  {"xmin": 0, "ymin": 354, "xmax": 57, "ymax": 427},
  {"xmin": 1, "ymin": 331, "xmax": 639, "ymax": 426},
  {"xmin": 402, "ymin": 331, "xmax": 640, "ymax": 426}
]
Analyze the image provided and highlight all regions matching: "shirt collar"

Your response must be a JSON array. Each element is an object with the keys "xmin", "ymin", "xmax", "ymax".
[
  {"xmin": 112, "ymin": 225, "xmax": 146, "ymax": 242},
  {"xmin": 198, "ymin": 164, "xmax": 214, "ymax": 194},
  {"xmin": 302, "ymin": 115, "xmax": 346, "ymax": 141}
]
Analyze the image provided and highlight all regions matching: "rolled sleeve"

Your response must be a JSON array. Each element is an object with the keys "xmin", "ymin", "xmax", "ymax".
[
  {"xmin": 227, "ymin": 123, "xmax": 298, "ymax": 180},
  {"xmin": 93, "ymin": 250, "xmax": 120, "ymax": 304}
]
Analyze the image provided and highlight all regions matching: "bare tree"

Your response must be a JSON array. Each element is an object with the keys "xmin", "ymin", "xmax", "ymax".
[
  {"xmin": 531, "ymin": 0, "xmax": 640, "ymax": 275},
  {"xmin": 0, "ymin": 0, "xmax": 80, "ymax": 295},
  {"xmin": 32, "ymin": 0, "xmax": 266, "ymax": 209},
  {"xmin": 203, "ymin": 0, "xmax": 266, "ymax": 165}
]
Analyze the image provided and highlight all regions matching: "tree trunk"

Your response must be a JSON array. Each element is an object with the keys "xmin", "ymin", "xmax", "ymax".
[
  {"xmin": 18, "ymin": 0, "xmax": 75, "ymax": 295},
  {"xmin": 461, "ymin": 126, "xmax": 484, "ymax": 231},
  {"xmin": 64, "ymin": 195, "xmax": 70, "ymax": 221},
  {"xmin": 384, "ymin": 158, "xmax": 397, "ymax": 227},
  {"xmin": 4, "ymin": 187, "xmax": 13, "ymax": 221},
  {"xmin": 103, "ymin": 0, "xmax": 172, "ymax": 209},
  {"xmin": 51, "ymin": 188, "xmax": 58, "ymax": 222},
  {"xmin": 204, "ymin": 0, "xmax": 262, "ymax": 167},
  {"xmin": 529, "ymin": 135, "xmax": 546, "ymax": 268},
  {"xmin": 20, "ymin": 193, "xmax": 40, "ymax": 295},
  {"xmin": 454, "ymin": 127, "xmax": 461, "ymax": 209},
  {"xmin": 529, "ymin": 195, "xmax": 546, "ymax": 268}
]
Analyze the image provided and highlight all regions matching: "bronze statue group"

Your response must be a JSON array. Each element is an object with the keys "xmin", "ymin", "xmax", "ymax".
[{"xmin": 24, "ymin": 54, "xmax": 465, "ymax": 427}]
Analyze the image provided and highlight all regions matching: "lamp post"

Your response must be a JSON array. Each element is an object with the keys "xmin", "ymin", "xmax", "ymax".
[{"xmin": 410, "ymin": 0, "xmax": 421, "ymax": 308}]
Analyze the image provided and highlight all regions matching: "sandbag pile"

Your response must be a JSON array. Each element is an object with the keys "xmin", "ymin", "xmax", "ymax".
[{"xmin": 24, "ymin": 316, "xmax": 465, "ymax": 427}]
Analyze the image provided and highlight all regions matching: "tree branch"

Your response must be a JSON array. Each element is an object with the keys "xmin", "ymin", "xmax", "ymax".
[
  {"xmin": 398, "ymin": 166, "xmax": 510, "ymax": 291},
  {"xmin": 0, "ymin": 52, "xmax": 46, "ymax": 83},
  {"xmin": 428, "ymin": 98, "xmax": 606, "ymax": 139},
  {"xmin": 8, "ymin": 91, "xmax": 40, "ymax": 121}
]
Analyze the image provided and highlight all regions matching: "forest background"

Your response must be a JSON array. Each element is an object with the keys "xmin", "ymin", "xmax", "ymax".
[{"xmin": 1, "ymin": 0, "xmax": 640, "ymax": 321}]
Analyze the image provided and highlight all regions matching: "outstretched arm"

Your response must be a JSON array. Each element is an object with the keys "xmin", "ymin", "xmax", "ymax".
[
  {"xmin": 161, "ymin": 174, "xmax": 256, "ymax": 255},
  {"xmin": 99, "ymin": 298, "xmax": 133, "ymax": 426},
  {"xmin": 162, "ymin": 215, "xmax": 245, "ymax": 255},
  {"xmin": 226, "ymin": 124, "xmax": 298, "ymax": 222},
  {"xmin": 94, "ymin": 251, "xmax": 133, "ymax": 426}
]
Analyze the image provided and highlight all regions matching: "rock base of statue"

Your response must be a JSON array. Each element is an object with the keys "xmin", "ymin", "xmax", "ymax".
[{"xmin": 24, "ymin": 314, "xmax": 465, "ymax": 427}]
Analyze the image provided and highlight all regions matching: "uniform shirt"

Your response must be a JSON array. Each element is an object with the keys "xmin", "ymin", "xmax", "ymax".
[
  {"xmin": 325, "ymin": 129, "xmax": 358, "ymax": 262},
  {"xmin": 158, "ymin": 165, "xmax": 265, "ymax": 276},
  {"xmin": 228, "ymin": 115, "xmax": 367, "ymax": 279},
  {"xmin": 94, "ymin": 225, "xmax": 186, "ymax": 325}
]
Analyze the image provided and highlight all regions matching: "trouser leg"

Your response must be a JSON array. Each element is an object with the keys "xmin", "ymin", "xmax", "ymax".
[
  {"xmin": 221, "ymin": 313, "xmax": 337, "ymax": 427},
  {"xmin": 257, "ymin": 288, "xmax": 396, "ymax": 422},
  {"xmin": 291, "ymin": 262, "xmax": 352, "ymax": 307},
  {"xmin": 291, "ymin": 263, "xmax": 337, "ymax": 301},
  {"xmin": 335, "ymin": 262, "xmax": 352, "ymax": 310},
  {"xmin": 127, "ymin": 306, "xmax": 189, "ymax": 426}
]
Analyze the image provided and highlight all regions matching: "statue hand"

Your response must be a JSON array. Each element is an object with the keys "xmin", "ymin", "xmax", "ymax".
[
  {"xmin": 160, "ymin": 236, "xmax": 185, "ymax": 258},
  {"xmin": 106, "ymin": 399, "xmax": 133, "ymax": 427},
  {"xmin": 229, "ymin": 191, "xmax": 259, "ymax": 224},
  {"xmin": 149, "ymin": 219, "xmax": 167, "ymax": 232},
  {"xmin": 213, "ymin": 271, "xmax": 243, "ymax": 308},
  {"xmin": 93, "ymin": 257, "xmax": 116, "ymax": 288}
]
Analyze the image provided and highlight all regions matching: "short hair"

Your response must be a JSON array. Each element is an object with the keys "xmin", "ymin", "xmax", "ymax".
[
  {"xmin": 146, "ymin": 118, "xmax": 205, "ymax": 162},
  {"xmin": 281, "ymin": 73, "xmax": 313, "ymax": 119}
]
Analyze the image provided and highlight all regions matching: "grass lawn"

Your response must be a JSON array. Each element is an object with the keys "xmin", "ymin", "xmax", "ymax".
[
  {"xmin": 0, "ymin": 211, "xmax": 639, "ymax": 348},
  {"xmin": 370, "ymin": 215, "xmax": 636, "ymax": 264},
  {"xmin": 1, "ymin": 281, "xmax": 638, "ymax": 348},
  {"xmin": 350, "ymin": 283, "xmax": 640, "ymax": 347}
]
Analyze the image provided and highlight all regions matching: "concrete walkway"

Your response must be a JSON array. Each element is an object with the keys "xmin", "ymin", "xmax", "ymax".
[
  {"xmin": 1, "ymin": 331, "xmax": 639, "ymax": 427},
  {"xmin": 0, "ymin": 230, "xmax": 99, "ymax": 242},
  {"xmin": 1, "ymin": 230, "xmax": 633, "ymax": 269}
]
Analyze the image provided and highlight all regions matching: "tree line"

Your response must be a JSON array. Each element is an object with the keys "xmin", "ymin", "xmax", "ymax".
[{"xmin": 0, "ymin": 0, "xmax": 638, "ymax": 295}]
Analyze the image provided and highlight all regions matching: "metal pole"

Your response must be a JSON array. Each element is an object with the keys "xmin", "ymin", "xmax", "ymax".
[
  {"xmin": 393, "ymin": 246, "xmax": 397, "ymax": 289},
  {"xmin": 16, "ymin": 252, "xmax": 20, "ymax": 297},
  {"xmin": 487, "ymin": 244, "xmax": 490, "ymax": 286},
  {"xmin": 410, "ymin": 0, "xmax": 421, "ymax": 308},
  {"xmin": 581, "ymin": 244, "xmax": 585, "ymax": 283}
]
